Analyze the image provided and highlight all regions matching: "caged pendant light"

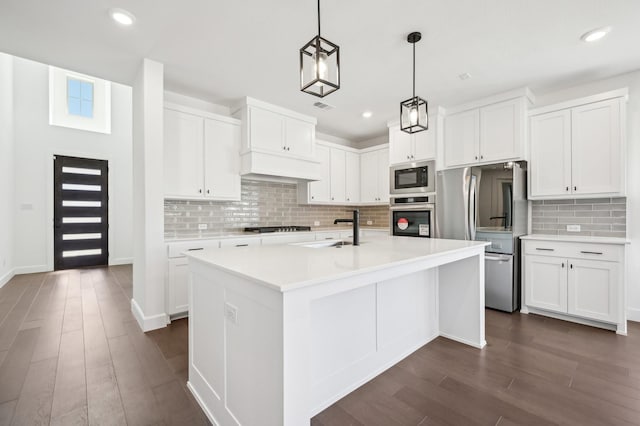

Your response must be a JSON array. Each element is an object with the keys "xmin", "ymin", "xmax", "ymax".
[
  {"xmin": 400, "ymin": 32, "xmax": 428, "ymax": 133},
  {"xmin": 299, "ymin": 0, "xmax": 340, "ymax": 97}
]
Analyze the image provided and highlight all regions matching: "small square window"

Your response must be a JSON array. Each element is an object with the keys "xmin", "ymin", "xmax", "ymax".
[{"xmin": 67, "ymin": 78, "xmax": 94, "ymax": 118}]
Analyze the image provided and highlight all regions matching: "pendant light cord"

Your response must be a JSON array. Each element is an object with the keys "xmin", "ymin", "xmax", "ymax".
[
  {"xmin": 412, "ymin": 41, "xmax": 416, "ymax": 99},
  {"xmin": 317, "ymin": 0, "xmax": 321, "ymax": 37}
]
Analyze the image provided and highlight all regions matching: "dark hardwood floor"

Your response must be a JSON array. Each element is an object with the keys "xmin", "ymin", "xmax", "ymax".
[{"xmin": 1, "ymin": 266, "xmax": 639, "ymax": 425}]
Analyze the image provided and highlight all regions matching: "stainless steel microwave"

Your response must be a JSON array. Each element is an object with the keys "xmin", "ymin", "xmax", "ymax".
[{"xmin": 390, "ymin": 160, "xmax": 436, "ymax": 195}]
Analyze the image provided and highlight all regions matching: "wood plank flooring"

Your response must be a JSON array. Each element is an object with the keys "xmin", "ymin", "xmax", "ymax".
[{"xmin": 1, "ymin": 266, "xmax": 640, "ymax": 425}]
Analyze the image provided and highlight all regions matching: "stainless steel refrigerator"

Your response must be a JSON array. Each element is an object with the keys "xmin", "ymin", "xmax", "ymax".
[{"xmin": 435, "ymin": 162, "xmax": 528, "ymax": 312}]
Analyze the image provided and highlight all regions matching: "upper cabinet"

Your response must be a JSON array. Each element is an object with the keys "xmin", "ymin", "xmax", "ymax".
[
  {"xmin": 298, "ymin": 142, "xmax": 362, "ymax": 205},
  {"xmin": 360, "ymin": 147, "xmax": 390, "ymax": 204},
  {"xmin": 388, "ymin": 124, "xmax": 436, "ymax": 165},
  {"xmin": 235, "ymin": 97, "xmax": 320, "ymax": 181},
  {"xmin": 164, "ymin": 105, "xmax": 241, "ymax": 201},
  {"xmin": 443, "ymin": 90, "xmax": 532, "ymax": 169},
  {"xmin": 529, "ymin": 91, "xmax": 626, "ymax": 199}
]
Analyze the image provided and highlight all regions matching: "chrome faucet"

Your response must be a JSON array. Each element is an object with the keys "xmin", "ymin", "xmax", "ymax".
[{"xmin": 333, "ymin": 210, "xmax": 360, "ymax": 246}]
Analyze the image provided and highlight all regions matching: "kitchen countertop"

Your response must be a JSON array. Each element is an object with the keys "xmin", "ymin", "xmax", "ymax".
[
  {"xmin": 185, "ymin": 235, "xmax": 488, "ymax": 292},
  {"xmin": 521, "ymin": 234, "xmax": 630, "ymax": 245},
  {"xmin": 165, "ymin": 227, "xmax": 390, "ymax": 242}
]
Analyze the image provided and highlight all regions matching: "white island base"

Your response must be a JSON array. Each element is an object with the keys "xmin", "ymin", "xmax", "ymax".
[{"xmin": 186, "ymin": 237, "xmax": 488, "ymax": 426}]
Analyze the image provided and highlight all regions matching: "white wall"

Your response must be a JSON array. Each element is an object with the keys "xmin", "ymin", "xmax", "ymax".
[
  {"xmin": 355, "ymin": 134, "xmax": 388, "ymax": 149},
  {"xmin": 0, "ymin": 53, "xmax": 15, "ymax": 286},
  {"xmin": 164, "ymin": 90, "xmax": 231, "ymax": 116},
  {"xmin": 11, "ymin": 55, "xmax": 133, "ymax": 272},
  {"xmin": 534, "ymin": 70, "xmax": 640, "ymax": 321}
]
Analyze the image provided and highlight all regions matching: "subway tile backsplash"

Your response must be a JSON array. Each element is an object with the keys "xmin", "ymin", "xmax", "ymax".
[
  {"xmin": 531, "ymin": 198, "xmax": 626, "ymax": 238},
  {"xmin": 164, "ymin": 179, "xmax": 390, "ymax": 240}
]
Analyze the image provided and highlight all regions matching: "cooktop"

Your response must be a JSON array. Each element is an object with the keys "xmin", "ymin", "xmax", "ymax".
[{"xmin": 244, "ymin": 226, "xmax": 312, "ymax": 233}]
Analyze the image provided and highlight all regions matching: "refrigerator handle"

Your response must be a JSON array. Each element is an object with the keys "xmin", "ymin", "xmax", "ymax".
[
  {"xmin": 463, "ymin": 173, "xmax": 470, "ymax": 240},
  {"xmin": 469, "ymin": 175, "xmax": 477, "ymax": 241}
]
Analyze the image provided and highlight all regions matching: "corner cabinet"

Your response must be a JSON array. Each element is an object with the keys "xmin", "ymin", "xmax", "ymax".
[
  {"xmin": 164, "ymin": 105, "xmax": 241, "ymax": 200},
  {"xmin": 298, "ymin": 142, "xmax": 361, "ymax": 205},
  {"xmin": 529, "ymin": 93, "xmax": 626, "ymax": 199},
  {"xmin": 443, "ymin": 91, "xmax": 532, "ymax": 169},
  {"xmin": 521, "ymin": 237, "xmax": 627, "ymax": 334},
  {"xmin": 360, "ymin": 147, "xmax": 389, "ymax": 204},
  {"xmin": 234, "ymin": 97, "xmax": 320, "ymax": 181}
]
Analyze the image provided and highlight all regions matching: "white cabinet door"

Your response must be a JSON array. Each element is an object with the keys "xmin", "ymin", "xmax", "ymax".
[
  {"xmin": 568, "ymin": 259, "xmax": 618, "ymax": 323},
  {"xmin": 412, "ymin": 127, "xmax": 436, "ymax": 162},
  {"xmin": 249, "ymin": 107, "xmax": 285, "ymax": 152},
  {"xmin": 204, "ymin": 118, "xmax": 241, "ymax": 200},
  {"xmin": 329, "ymin": 148, "xmax": 346, "ymax": 203},
  {"xmin": 308, "ymin": 144, "xmax": 330, "ymax": 202},
  {"xmin": 345, "ymin": 151, "xmax": 360, "ymax": 203},
  {"xmin": 529, "ymin": 110, "xmax": 572, "ymax": 198},
  {"xmin": 164, "ymin": 109, "xmax": 204, "ymax": 198},
  {"xmin": 525, "ymin": 255, "xmax": 567, "ymax": 313},
  {"xmin": 360, "ymin": 151, "xmax": 379, "ymax": 203},
  {"xmin": 286, "ymin": 118, "xmax": 315, "ymax": 158},
  {"xmin": 444, "ymin": 109, "xmax": 479, "ymax": 167},
  {"xmin": 389, "ymin": 125, "xmax": 413, "ymax": 164},
  {"xmin": 571, "ymin": 99, "xmax": 622, "ymax": 195},
  {"xmin": 219, "ymin": 238, "xmax": 261, "ymax": 248},
  {"xmin": 168, "ymin": 257, "xmax": 190, "ymax": 315},
  {"xmin": 378, "ymin": 148, "xmax": 390, "ymax": 202},
  {"xmin": 480, "ymin": 98, "xmax": 523, "ymax": 162}
]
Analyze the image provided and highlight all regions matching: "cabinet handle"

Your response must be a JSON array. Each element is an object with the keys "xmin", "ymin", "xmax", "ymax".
[
  {"xmin": 198, "ymin": 189, "xmax": 202, "ymax": 194},
  {"xmin": 207, "ymin": 189, "xmax": 210, "ymax": 194},
  {"xmin": 187, "ymin": 248, "xmax": 204, "ymax": 251},
  {"xmin": 574, "ymin": 186, "xmax": 577, "ymax": 191},
  {"xmin": 535, "ymin": 248, "xmax": 554, "ymax": 251},
  {"xmin": 475, "ymin": 156, "xmax": 478, "ymax": 160},
  {"xmin": 287, "ymin": 147, "xmax": 291, "ymax": 151},
  {"xmin": 311, "ymin": 196, "xmax": 314, "ymax": 199},
  {"xmin": 480, "ymin": 155, "xmax": 484, "ymax": 159},
  {"xmin": 331, "ymin": 197, "xmax": 334, "ymax": 200},
  {"xmin": 562, "ymin": 262, "xmax": 565, "ymax": 268},
  {"xmin": 580, "ymin": 251, "xmax": 603, "ymax": 255},
  {"xmin": 570, "ymin": 264, "xmax": 573, "ymax": 269},
  {"xmin": 566, "ymin": 186, "xmax": 569, "ymax": 191},
  {"xmin": 407, "ymin": 155, "xmax": 410, "ymax": 160},
  {"xmin": 235, "ymin": 244, "xmax": 248, "ymax": 247}
]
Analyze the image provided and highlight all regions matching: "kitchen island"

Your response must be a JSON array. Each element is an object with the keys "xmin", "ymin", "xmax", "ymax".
[{"xmin": 185, "ymin": 236, "xmax": 488, "ymax": 426}]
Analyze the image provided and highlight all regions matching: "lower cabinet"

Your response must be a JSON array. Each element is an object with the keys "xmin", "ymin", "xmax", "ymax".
[
  {"xmin": 167, "ymin": 257, "xmax": 190, "ymax": 316},
  {"xmin": 522, "ymin": 238, "xmax": 625, "ymax": 332}
]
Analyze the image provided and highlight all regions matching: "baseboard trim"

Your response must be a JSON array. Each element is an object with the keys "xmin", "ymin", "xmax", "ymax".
[
  {"xmin": 439, "ymin": 332, "xmax": 487, "ymax": 349},
  {"xmin": 0, "ymin": 269, "xmax": 15, "ymax": 289},
  {"xmin": 14, "ymin": 265, "xmax": 50, "ymax": 275},
  {"xmin": 109, "ymin": 258, "xmax": 133, "ymax": 266},
  {"xmin": 627, "ymin": 308, "xmax": 640, "ymax": 323},
  {"xmin": 131, "ymin": 298, "xmax": 168, "ymax": 332}
]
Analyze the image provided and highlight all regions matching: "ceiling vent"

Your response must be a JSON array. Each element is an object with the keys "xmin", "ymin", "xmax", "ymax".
[{"xmin": 313, "ymin": 101, "xmax": 335, "ymax": 111}]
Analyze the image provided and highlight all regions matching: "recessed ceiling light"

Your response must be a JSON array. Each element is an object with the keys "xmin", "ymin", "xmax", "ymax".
[
  {"xmin": 580, "ymin": 26, "xmax": 611, "ymax": 43},
  {"xmin": 458, "ymin": 72, "xmax": 472, "ymax": 81},
  {"xmin": 362, "ymin": 111, "xmax": 372, "ymax": 118},
  {"xmin": 109, "ymin": 8, "xmax": 136, "ymax": 26}
]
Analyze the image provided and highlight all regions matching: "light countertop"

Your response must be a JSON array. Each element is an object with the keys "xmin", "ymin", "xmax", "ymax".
[
  {"xmin": 521, "ymin": 234, "xmax": 629, "ymax": 245},
  {"xmin": 165, "ymin": 227, "xmax": 390, "ymax": 243},
  {"xmin": 185, "ymin": 236, "xmax": 488, "ymax": 292}
]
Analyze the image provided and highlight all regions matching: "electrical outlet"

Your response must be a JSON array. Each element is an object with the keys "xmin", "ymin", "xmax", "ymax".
[
  {"xmin": 313, "ymin": 221, "xmax": 320, "ymax": 226},
  {"xmin": 567, "ymin": 224, "xmax": 581, "ymax": 232},
  {"xmin": 366, "ymin": 220, "xmax": 373, "ymax": 226},
  {"xmin": 224, "ymin": 302, "xmax": 238, "ymax": 325},
  {"xmin": 198, "ymin": 223, "xmax": 208, "ymax": 230}
]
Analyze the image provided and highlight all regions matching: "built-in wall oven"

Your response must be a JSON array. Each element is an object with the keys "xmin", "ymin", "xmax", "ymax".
[
  {"xmin": 390, "ymin": 196, "xmax": 435, "ymax": 238},
  {"xmin": 390, "ymin": 160, "xmax": 436, "ymax": 195}
]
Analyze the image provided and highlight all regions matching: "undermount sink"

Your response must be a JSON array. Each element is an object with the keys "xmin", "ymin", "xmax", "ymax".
[{"xmin": 292, "ymin": 239, "xmax": 353, "ymax": 248}]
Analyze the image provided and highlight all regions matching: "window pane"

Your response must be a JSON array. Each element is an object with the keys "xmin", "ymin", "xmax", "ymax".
[
  {"xmin": 62, "ymin": 183, "xmax": 101, "ymax": 191},
  {"xmin": 68, "ymin": 97, "xmax": 81, "ymax": 115},
  {"xmin": 62, "ymin": 233, "xmax": 102, "ymax": 240},
  {"xmin": 63, "ymin": 217, "xmax": 101, "ymax": 224},
  {"xmin": 62, "ymin": 200, "xmax": 101, "ymax": 207},
  {"xmin": 62, "ymin": 167, "xmax": 101, "ymax": 175},
  {"xmin": 62, "ymin": 249, "xmax": 102, "ymax": 258},
  {"xmin": 68, "ymin": 79, "xmax": 81, "ymax": 98},
  {"xmin": 81, "ymin": 81, "xmax": 93, "ymax": 101},
  {"xmin": 81, "ymin": 100, "xmax": 93, "ymax": 118}
]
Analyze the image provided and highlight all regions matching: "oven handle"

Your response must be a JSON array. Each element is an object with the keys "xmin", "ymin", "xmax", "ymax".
[{"xmin": 389, "ymin": 204, "xmax": 435, "ymax": 211}]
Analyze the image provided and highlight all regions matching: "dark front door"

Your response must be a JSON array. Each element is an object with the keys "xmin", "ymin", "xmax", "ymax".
[{"xmin": 54, "ymin": 155, "xmax": 109, "ymax": 270}]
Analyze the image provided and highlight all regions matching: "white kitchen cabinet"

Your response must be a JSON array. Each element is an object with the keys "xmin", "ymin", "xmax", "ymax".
[
  {"xmin": 329, "ymin": 148, "xmax": 346, "ymax": 203},
  {"xmin": 521, "ymin": 237, "xmax": 626, "ymax": 334},
  {"xmin": 529, "ymin": 93, "xmax": 626, "ymax": 199},
  {"xmin": 298, "ymin": 142, "xmax": 361, "ymax": 205},
  {"xmin": 306, "ymin": 144, "xmax": 331, "ymax": 202},
  {"xmin": 219, "ymin": 237, "xmax": 261, "ymax": 248},
  {"xmin": 236, "ymin": 97, "xmax": 320, "ymax": 181},
  {"xmin": 388, "ymin": 124, "xmax": 436, "ymax": 165},
  {"xmin": 360, "ymin": 147, "xmax": 389, "ymax": 204},
  {"xmin": 164, "ymin": 105, "xmax": 241, "ymax": 200},
  {"xmin": 167, "ymin": 257, "xmax": 190, "ymax": 316},
  {"xmin": 345, "ymin": 151, "xmax": 360, "ymax": 203},
  {"xmin": 443, "ymin": 93, "xmax": 530, "ymax": 169}
]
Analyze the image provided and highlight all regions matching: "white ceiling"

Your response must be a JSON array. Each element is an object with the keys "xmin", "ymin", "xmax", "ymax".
[{"xmin": 1, "ymin": 0, "xmax": 639, "ymax": 141}]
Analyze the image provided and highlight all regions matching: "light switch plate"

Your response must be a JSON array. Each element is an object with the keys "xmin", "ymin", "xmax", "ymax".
[
  {"xmin": 198, "ymin": 224, "xmax": 208, "ymax": 230},
  {"xmin": 567, "ymin": 224, "xmax": 581, "ymax": 232},
  {"xmin": 313, "ymin": 221, "xmax": 320, "ymax": 226},
  {"xmin": 366, "ymin": 220, "xmax": 373, "ymax": 225}
]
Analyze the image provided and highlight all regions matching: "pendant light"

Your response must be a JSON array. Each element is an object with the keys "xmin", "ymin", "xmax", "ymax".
[
  {"xmin": 300, "ymin": 0, "xmax": 340, "ymax": 98},
  {"xmin": 400, "ymin": 32, "xmax": 428, "ymax": 133}
]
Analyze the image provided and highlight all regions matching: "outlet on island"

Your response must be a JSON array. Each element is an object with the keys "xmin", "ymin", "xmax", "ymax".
[
  {"xmin": 366, "ymin": 220, "xmax": 373, "ymax": 226},
  {"xmin": 313, "ymin": 221, "xmax": 320, "ymax": 226}
]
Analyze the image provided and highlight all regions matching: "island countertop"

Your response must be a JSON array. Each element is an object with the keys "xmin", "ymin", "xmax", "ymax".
[{"xmin": 185, "ymin": 236, "xmax": 488, "ymax": 292}]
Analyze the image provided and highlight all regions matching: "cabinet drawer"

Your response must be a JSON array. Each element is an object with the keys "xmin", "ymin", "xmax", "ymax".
[
  {"xmin": 167, "ymin": 239, "xmax": 221, "ymax": 258},
  {"xmin": 523, "ymin": 240, "xmax": 623, "ymax": 262}
]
